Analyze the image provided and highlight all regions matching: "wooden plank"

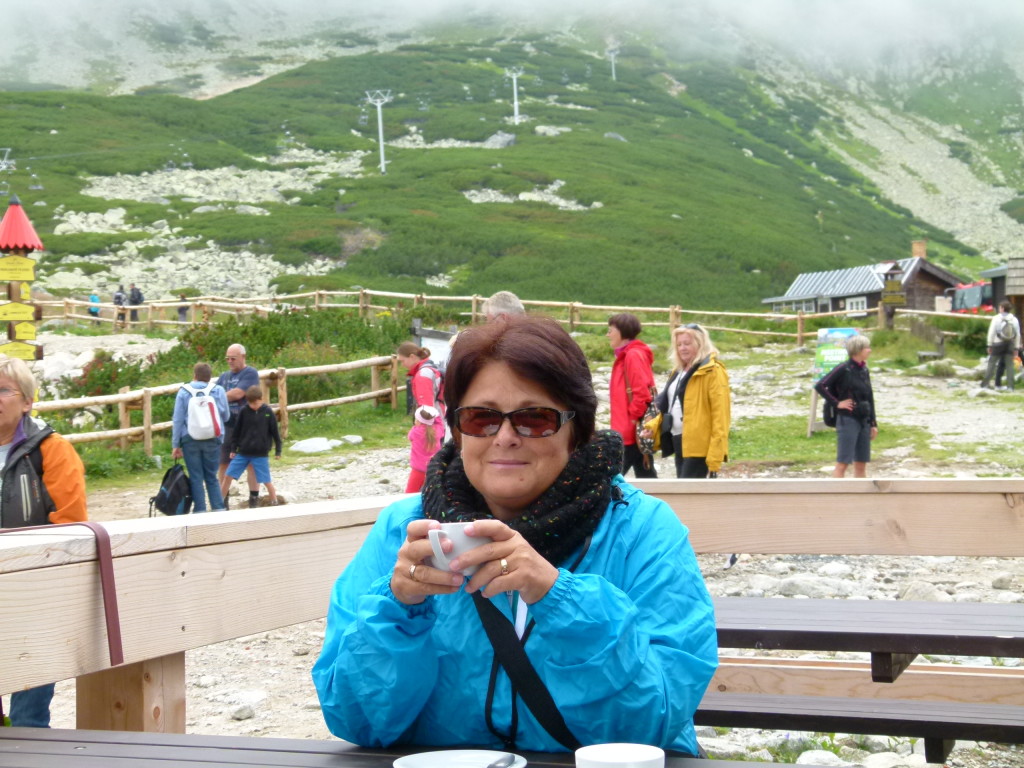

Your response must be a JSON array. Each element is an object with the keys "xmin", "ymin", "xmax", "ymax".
[
  {"xmin": 76, "ymin": 654, "xmax": 185, "ymax": 732},
  {"xmin": 0, "ymin": 497, "xmax": 402, "ymax": 573},
  {"xmin": 696, "ymin": 692, "xmax": 1024, "ymax": 745},
  {"xmin": 713, "ymin": 657, "xmax": 1024, "ymax": 705},
  {"xmin": 634, "ymin": 479, "xmax": 1024, "ymax": 555},
  {"xmin": 715, "ymin": 597, "xmax": 1024, "ymax": 657},
  {"xmin": 0, "ymin": 525, "xmax": 374, "ymax": 693}
]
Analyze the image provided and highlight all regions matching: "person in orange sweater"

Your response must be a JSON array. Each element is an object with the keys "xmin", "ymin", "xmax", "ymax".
[{"xmin": 0, "ymin": 355, "xmax": 87, "ymax": 727}]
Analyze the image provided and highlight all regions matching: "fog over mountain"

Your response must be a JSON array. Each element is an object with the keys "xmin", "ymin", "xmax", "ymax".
[{"xmin": 6, "ymin": 0, "xmax": 1024, "ymax": 92}]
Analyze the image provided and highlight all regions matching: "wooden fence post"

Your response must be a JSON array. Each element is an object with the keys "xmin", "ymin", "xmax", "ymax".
[
  {"xmin": 669, "ymin": 305, "xmax": 680, "ymax": 329},
  {"xmin": 371, "ymin": 362, "xmax": 380, "ymax": 400},
  {"xmin": 471, "ymin": 295, "xmax": 481, "ymax": 324},
  {"xmin": 359, "ymin": 290, "xmax": 368, "ymax": 319},
  {"xmin": 314, "ymin": 290, "xmax": 322, "ymax": 311},
  {"xmin": 142, "ymin": 388, "xmax": 153, "ymax": 457},
  {"xmin": 63, "ymin": 299, "xmax": 71, "ymax": 323},
  {"xmin": 797, "ymin": 311, "xmax": 805, "ymax": 348},
  {"xmin": 569, "ymin": 302, "xmax": 579, "ymax": 332},
  {"xmin": 147, "ymin": 304, "xmax": 154, "ymax": 331},
  {"xmin": 118, "ymin": 386, "xmax": 130, "ymax": 451},
  {"xmin": 390, "ymin": 355, "xmax": 399, "ymax": 409},
  {"xmin": 276, "ymin": 367, "xmax": 288, "ymax": 439}
]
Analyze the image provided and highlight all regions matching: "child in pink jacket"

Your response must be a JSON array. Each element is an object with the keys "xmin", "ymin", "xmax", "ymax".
[{"xmin": 406, "ymin": 405, "xmax": 443, "ymax": 492}]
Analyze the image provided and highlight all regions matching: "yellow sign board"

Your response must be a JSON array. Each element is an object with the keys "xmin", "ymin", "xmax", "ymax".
[
  {"xmin": 0, "ymin": 255, "xmax": 36, "ymax": 282},
  {"xmin": 881, "ymin": 293, "xmax": 907, "ymax": 306},
  {"xmin": 9, "ymin": 321, "xmax": 36, "ymax": 341},
  {"xmin": 0, "ymin": 341, "xmax": 42, "ymax": 360},
  {"xmin": 884, "ymin": 279, "xmax": 903, "ymax": 293},
  {"xmin": 0, "ymin": 302, "xmax": 37, "ymax": 321}
]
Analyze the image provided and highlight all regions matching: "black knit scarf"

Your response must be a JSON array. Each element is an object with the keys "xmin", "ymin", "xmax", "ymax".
[{"xmin": 421, "ymin": 430, "xmax": 623, "ymax": 567}]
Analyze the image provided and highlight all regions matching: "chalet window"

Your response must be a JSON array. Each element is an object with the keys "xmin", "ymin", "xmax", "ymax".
[{"xmin": 846, "ymin": 296, "xmax": 868, "ymax": 311}]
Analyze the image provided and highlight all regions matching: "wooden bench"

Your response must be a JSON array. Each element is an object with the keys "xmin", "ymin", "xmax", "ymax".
[
  {"xmin": 638, "ymin": 478, "xmax": 1024, "ymax": 761},
  {"xmin": 2, "ymin": 478, "xmax": 1021, "ymax": 762}
]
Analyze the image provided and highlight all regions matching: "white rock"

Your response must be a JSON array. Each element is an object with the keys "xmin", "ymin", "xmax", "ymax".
[
  {"xmin": 898, "ymin": 580, "xmax": 953, "ymax": 602},
  {"xmin": 289, "ymin": 437, "xmax": 342, "ymax": 454},
  {"xmin": 341, "ymin": 434, "xmax": 364, "ymax": 445}
]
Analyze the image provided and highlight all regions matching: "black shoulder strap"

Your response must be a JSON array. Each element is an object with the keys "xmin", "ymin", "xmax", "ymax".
[{"xmin": 471, "ymin": 591, "xmax": 582, "ymax": 751}]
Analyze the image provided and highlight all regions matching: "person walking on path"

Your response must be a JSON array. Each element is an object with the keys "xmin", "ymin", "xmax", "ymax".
[
  {"xmin": 177, "ymin": 294, "xmax": 189, "ymax": 324},
  {"xmin": 608, "ymin": 313, "xmax": 658, "ymax": 478},
  {"xmin": 128, "ymin": 283, "xmax": 144, "ymax": 323},
  {"xmin": 981, "ymin": 300, "xmax": 1021, "ymax": 391},
  {"xmin": 216, "ymin": 344, "xmax": 261, "ymax": 507},
  {"xmin": 112, "ymin": 285, "xmax": 127, "ymax": 329},
  {"xmin": 171, "ymin": 362, "xmax": 229, "ymax": 512},
  {"xmin": 814, "ymin": 335, "xmax": 878, "ymax": 478},
  {"xmin": 88, "ymin": 291, "xmax": 101, "ymax": 325},
  {"xmin": 0, "ymin": 355, "xmax": 87, "ymax": 727},
  {"xmin": 220, "ymin": 386, "xmax": 282, "ymax": 507}
]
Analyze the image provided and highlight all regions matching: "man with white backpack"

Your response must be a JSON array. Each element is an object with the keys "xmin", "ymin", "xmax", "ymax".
[
  {"xmin": 981, "ymin": 300, "xmax": 1022, "ymax": 391},
  {"xmin": 171, "ymin": 362, "xmax": 230, "ymax": 512}
]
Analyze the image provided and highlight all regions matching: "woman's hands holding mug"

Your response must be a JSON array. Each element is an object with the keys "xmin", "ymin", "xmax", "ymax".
[{"xmin": 391, "ymin": 518, "xmax": 559, "ymax": 607}]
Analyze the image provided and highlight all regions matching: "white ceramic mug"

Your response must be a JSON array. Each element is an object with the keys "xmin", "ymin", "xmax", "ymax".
[
  {"xmin": 575, "ymin": 743, "xmax": 665, "ymax": 768},
  {"xmin": 427, "ymin": 522, "xmax": 491, "ymax": 576}
]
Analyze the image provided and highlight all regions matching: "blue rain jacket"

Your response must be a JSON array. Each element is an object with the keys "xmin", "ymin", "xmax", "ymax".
[{"xmin": 312, "ymin": 477, "xmax": 718, "ymax": 754}]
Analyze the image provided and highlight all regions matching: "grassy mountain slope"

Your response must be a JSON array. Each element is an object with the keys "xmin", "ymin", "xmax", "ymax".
[{"xmin": 2, "ymin": 40, "xmax": 975, "ymax": 307}]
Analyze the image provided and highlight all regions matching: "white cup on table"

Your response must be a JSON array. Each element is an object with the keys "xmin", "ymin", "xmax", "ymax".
[
  {"xmin": 575, "ymin": 743, "xmax": 665, "ymax": 768},
  {"xmin": 427, "ymin": 521, "xmax": 491, "ymax": 576}
]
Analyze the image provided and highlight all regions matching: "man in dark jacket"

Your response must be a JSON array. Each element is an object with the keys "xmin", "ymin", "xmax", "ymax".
[{"xmin": 128, "ymin": 283, "xmax": 143, "ymax": 323}]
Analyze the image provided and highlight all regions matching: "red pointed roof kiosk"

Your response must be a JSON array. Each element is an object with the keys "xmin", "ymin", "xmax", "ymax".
[
  {"xmin": 0, "ymin": 194, "xmax": 45, "ymax": 360},
  {"xmin": 0, "ymin": 194, "xmax": 44, "ymax": 252}
]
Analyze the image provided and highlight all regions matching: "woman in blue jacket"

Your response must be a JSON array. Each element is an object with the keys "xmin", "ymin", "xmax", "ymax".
[{"xmin": 313, "ymin": 315, "xmax": 718, "ymax": 756}]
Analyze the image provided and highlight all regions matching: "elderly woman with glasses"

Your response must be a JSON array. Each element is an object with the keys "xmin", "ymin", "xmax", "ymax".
[
  {"xmin": 314, "ymin": 315, "xmax": 717, "ymax": 757},
  {"xmin": 648, "ymin": 324, "xmax": 731, "ymax": 479},
  {"xmin": 0, "ymin": 355, "xmax": 87, "ymax": 728}
]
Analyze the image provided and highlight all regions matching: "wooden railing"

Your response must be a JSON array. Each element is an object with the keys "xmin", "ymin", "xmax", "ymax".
[
  {"xmin": 35, "ymin": 355, "xmax": 402, "ymax": 455},
  {"xmin": 40, "ymin": 290, "xmax": 994, "ymax": 348},
  {"xmin": 1, "ymin": 478, "xmax": 1020, "ymax": 731}
]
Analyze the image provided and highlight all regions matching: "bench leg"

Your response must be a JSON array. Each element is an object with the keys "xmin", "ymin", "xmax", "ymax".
[
  {"xmin": 924, "ymin": 737, "xmax": 954, "ymax": 764},
  {"xmin": 871, "ymin": 652, "xmax": 917, "ymax": 683},
  {"xmin": 76, "ymin": 652, "xmax": 186, "ymax": 732}
]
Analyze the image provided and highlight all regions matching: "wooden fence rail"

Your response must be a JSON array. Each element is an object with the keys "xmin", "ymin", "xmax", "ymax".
[
  {"xmin": 33, "ymin": 356, "xmax": 401, "ymax": 455},
  {"xmin": 40, "ymin": 290, "xmax": 994, "ymax": 348}
]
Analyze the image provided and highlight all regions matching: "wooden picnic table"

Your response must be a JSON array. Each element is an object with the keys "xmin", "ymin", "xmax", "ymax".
[
  {"xmin": 714, "ymin": 596, "xmax": 1024, "ymax": 682},
  {"xmin": 0, "ymin": 728, "xmax": 835, "ymax": 767}
]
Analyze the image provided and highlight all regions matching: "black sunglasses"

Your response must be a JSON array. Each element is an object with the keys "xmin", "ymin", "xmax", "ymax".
[{"xmin": 454, "ymin": 406, "xmax": 576, "ymax": 438}]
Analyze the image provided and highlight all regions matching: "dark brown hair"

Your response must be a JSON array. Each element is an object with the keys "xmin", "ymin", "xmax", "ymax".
[
  {"xmin": 608, "ymin": 312, "xmax": 641, "ymax": 341},
  {"xmin": 444, "ymin": 315, "xmax": 596, "ymax": 449},
  {"xmin": 245, "ymin": 385, "xmax": 263, "ymax": 402},
  {"xmin": 193, "ymin": 362, "xmax": 212, "ymax": 382},
  {"xmin": 396, "ymin": 342, "xmax": 430, "ymax": 359}
]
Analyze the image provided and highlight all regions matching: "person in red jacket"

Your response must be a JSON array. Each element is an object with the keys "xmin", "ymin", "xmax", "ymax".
[{"xmin": 607, "ymin": 313, "xmax": 658, "ymax": 478}]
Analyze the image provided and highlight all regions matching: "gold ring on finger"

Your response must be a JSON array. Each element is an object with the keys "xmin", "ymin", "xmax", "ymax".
[
  {"xmin": 409, "ymin": 563, "xmax": 417, "ymax": 579},
  {"xmin": 500, "ymin": 558, "xmax": 509, "ymax": 576}
]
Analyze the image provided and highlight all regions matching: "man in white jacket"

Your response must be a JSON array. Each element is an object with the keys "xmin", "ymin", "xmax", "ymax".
[{"xmin": 981, "ymin": 300, "xmax": 1022, "ymax": 391}]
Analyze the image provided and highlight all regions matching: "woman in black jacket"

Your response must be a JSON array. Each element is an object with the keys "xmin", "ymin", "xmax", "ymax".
[{"xmin": 814, "ymin": 335, "xmax": 878, "ymax": 478}]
